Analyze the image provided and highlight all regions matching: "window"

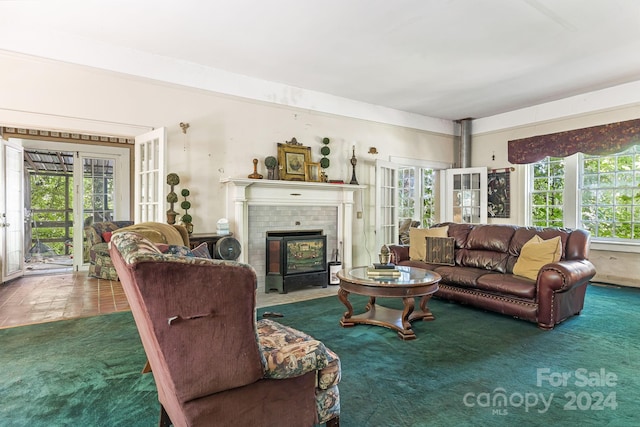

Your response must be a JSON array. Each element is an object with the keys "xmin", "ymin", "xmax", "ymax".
[
  {"xmin": 529, "ymin": 144, "xmax": 640, "ymax": 242},
  {"xmin": 581, "ymin": 145, "xmax": 640, "ymax": 240},
  {"xmin": 530, "ymin": 157, "xmax": 565, "ymax": 228},
  {"xmin": 398, "ymin": 167, "xmax": 436, "ymax": 227}
]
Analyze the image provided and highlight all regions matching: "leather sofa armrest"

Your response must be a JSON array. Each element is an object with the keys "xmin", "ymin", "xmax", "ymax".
[
  {"xmin": 537, "ymin": 259, "xmax": 597, "ymax": 293},
  {"xmin": 388, "ymin": 245, "xmax": 409, "ymax": 264}
]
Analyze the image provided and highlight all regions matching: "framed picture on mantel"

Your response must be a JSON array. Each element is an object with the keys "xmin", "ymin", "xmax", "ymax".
[{"xmin": 278, "ymin": 143, "xmax": 311, "ymax": 181}]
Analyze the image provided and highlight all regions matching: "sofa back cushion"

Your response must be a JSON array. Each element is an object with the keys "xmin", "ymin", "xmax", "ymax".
[{"xmin": 457, "ymin": 224, "xmax": 517, "ymax": 273}]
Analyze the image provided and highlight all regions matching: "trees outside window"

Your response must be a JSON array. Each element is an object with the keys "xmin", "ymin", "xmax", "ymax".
[
  {"xmin": 529, "ymin": 144, "xmax": 640, "ymax": 241},
  {"xmin": 398, "ymin": 167, "xmax": 436, "ymax": 227}
]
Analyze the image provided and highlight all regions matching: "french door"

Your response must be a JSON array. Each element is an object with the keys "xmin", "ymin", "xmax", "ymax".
[
  {"xmin": 1, "ymin": 137, "xmax": 24, "ymax": 283},
  {"xmin": 375, "ymin": 160, "xmax": 399, "ymax": 248},
  {"xmin": 134, "ymin": 128, "xmax": 166, "ymax": 223},
  {"xmin": 441, "ymin": 167, "xmax": 487, "ymax": 224},
  {"xmin": 75, "ymin": 154, "xmax": 123, "ymax": 270}
]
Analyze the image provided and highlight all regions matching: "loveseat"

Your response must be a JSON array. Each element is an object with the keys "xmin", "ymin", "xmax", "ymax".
[
  {"xmin": 388, "ymin": 223, "xmax": 596, "ymax": 330},
  {"xmin": 110, "ymin": 231, "xmax": 341, "ymax": 426}
]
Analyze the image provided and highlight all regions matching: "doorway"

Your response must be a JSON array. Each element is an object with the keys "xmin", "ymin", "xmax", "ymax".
[
  {"xmin": 17, "ymin": 140, "xmax": 131, "ymax": 276},
  {"xmin": 24, "ymin": 149, "xmax": 75, "ymax": 274}
]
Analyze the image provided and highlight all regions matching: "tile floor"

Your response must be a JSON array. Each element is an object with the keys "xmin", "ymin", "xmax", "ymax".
[{"xmin": 0, "ymin": 271, "xmax": 339, "ymax": 329}]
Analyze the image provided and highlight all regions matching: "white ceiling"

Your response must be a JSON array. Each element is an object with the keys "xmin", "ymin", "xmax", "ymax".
[{"xmin": 1, "ymin": 0, "xmax": 640, "ymax": 121}]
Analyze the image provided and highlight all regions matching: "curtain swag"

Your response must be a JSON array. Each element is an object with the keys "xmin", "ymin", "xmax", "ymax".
[{"xmin": 507, "ymin": 118, "xmax": 640, "ymax": 164}]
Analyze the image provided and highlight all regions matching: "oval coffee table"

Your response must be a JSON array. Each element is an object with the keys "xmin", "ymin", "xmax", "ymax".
[{"xmin": 337, "ymin": 266, "xmax": 441, "ymax": 340}]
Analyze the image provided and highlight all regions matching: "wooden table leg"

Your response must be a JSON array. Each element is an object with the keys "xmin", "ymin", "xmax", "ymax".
[
  {"xmin": 408, "ymin": 294, "xmax": 435, "ymax": 322},
  {"xmin": 338, "ymin": 288, "xmax": 355, "ymax": 327}
]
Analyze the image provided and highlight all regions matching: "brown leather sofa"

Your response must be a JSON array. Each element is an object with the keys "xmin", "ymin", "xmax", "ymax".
[{"xmin": 388, "ymin": 223, "xmax": 596, "ymax": 330}]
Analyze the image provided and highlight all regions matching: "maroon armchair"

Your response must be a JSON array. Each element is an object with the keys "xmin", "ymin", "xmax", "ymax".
[{"xmin": 110, "ymin": 231, "xmax": 340, "ymax": 427}]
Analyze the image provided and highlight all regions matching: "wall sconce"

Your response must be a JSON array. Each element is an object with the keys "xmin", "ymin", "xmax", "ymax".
[
  {"xmin": 180, "ymin": 122, "xmax": 190, "ymax": 134},
  {"xmin": 368, "ymin": 147, "xmax": 378, "ymax": 154}
]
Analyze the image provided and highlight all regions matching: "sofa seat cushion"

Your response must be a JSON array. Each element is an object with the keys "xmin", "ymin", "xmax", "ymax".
[
  {"xmin": 396, "ymin": 259, "xmax": 441, "ymax": 270},
  {"xmin": 432, "ymin": 265, "xmax": 488, "ymax": 288},
  {"xmin": 475, "ymin": 273, "xmax": 537, "ymax": 300}
]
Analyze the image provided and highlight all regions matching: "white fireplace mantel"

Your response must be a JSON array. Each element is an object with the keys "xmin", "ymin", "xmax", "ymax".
[{"xmin": 221, "ymin": 178, "xmax": 366, "ymax": 269}]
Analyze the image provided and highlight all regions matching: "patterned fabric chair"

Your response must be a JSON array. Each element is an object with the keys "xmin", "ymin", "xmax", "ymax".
[
  {"xmin": 85, "ymin": 221, "xmax": 190, "ymax": 281},
  {"xmin": 110, "ymin": 231, "xmax": 341, "ymax": 427},
  {"xmin": 84, "ymin": 221, "xmax": 134, "ymax": 280}
]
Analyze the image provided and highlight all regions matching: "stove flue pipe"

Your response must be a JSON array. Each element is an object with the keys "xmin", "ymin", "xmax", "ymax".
[{"xmin": 454, "ymin": 118, "xmax": 473, "ymax": 169}]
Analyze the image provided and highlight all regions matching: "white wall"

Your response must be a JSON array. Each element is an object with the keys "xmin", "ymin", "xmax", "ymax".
[
  {"xmin": 3, "ymin": 51, "xmax": 639, "ymax": 285},
  {"xmin": 0, "ymin": 52, "xmax": 453, "ymax": 268}
]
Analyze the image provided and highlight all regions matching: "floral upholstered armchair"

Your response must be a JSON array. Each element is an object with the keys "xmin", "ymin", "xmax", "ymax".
[
  {"xmin": 85, "ymin": 221, "xmax": 190, "ymax": 281},
  {"xmin": 84, "ymin": 220, "xmax": 133, "ymax": 280},
  {"xmin": 109, "ymin": 231, "xmax": 341, "ymax": 426}
]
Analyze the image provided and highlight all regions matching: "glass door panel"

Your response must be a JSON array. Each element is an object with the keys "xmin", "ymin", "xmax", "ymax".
[
  {"xmin": 443, "ymin": 168, "xmax": 487, "ymax": 224},
  {"xmin": 1, "ymin": 139, "xmax": 24, "ymax": 282},
  {"xmin": 78, "ymin": 156, "xmax": 116, "ymax": 267}
]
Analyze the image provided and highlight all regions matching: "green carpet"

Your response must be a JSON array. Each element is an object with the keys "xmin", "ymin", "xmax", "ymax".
[{"xmin": 1, "ymin": 284, "xmax": 639, "ymax": 426}]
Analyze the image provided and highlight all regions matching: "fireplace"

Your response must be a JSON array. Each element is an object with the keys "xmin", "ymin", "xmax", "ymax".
[{"xmin": 265, "ymin": 230, "xmax": 327, "ymax": 294}]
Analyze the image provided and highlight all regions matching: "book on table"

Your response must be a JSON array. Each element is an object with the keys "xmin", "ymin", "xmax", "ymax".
[
  {"xmin": 372, "ymin": 263, "xmax": 396, "ymax": 270},
  {"xmin": 367, "ymin": 266, "xmax": 400, "ymax": 277}
]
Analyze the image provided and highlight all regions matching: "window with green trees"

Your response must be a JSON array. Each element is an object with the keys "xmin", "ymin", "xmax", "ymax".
[
  {"xmin": 398, "ymin": 167, "xmax": 436, "ymax": 228},
  {"xmin": 531, "ymin": 157, "xmax": 565, "ymax": 228},
  {"xmin": 29, "ymin": 173, "xmax": 74, "ymax": 255},
  {"xmin": 529, "ymin": 144, "xmax": 640, "ymax": 241},
  {"xmin": 581, "ymin": 144, "xmax": 640, "ymax": 239}
]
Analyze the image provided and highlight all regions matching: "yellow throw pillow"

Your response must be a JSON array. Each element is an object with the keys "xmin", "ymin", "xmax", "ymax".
[
  {"xmin": 513, "ymin": 235, "xmax": 562, "ymax": 281},
  {"xmin": 409, "ymin": 226, "xmax": 449, "ymax": 261}
]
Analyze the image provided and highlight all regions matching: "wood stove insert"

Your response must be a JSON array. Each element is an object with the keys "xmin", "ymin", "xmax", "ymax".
[{"xmin": 265, "ymin": 229, "xmax": 327, "ymax": 294}]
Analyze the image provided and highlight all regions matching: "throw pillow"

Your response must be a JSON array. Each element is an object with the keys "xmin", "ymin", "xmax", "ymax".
[
  {"xmin": 191, "ymin": 242, "xmax": 212, "ymax": 259},
  {"xmin": 425, "ymin": 236, "xmax": 456, "ymax": 266},
  {"xmin": 101, "ymin": 231, "xmax": 112, "ymax": 243},
  {"xmin": 409, "ymin": 226, "xmax": 449, "ymax": 261},
  {"xmin": 513, "ymin": 235, "xmax": 562, "ymax": 281},
  {"xmin": 156, "ymin": 244, "xmax": 195, "ymax": 257}
]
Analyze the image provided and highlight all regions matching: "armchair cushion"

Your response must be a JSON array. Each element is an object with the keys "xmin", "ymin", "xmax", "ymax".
[
  {"xmin": 257, "ymin": 318, "xmax": 341, "ymax": 425},
  {"xmin": 257, "ymin": 319, "xmax": 332, "ymax": 379}
]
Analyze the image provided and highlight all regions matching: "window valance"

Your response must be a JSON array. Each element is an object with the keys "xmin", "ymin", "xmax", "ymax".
[{"xmin": 507, "ymin": 118, "xmax": 640, "ymax": 164}]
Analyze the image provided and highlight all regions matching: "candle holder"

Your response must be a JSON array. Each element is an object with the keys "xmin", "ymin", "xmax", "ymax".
[{"xmin": 349, "ymin": 146, "xmax": 359, "ymax": 185}]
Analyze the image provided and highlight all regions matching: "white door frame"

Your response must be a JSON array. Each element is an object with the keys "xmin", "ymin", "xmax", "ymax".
[
  {"xmin": 134, "ymin": 128, "xmax": 166, "ymax": 223},
  {"xmin": 21, "ymin": 139, "xmax": 130, "ymax": 271},
  {"xmin": 1, "ymin": 137, "xmax": 24, "ymax": 283}
]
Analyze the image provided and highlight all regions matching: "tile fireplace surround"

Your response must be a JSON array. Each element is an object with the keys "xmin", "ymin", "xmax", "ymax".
[{"xmin": 222, "ymin": 178, "xmax": 365, "ymax": 290}]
